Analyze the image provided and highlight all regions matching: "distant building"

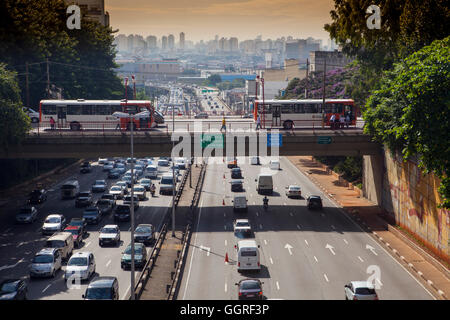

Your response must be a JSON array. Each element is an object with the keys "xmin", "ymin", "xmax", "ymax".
[
  {"xmin": 168, "ymin": 34, "xmax": 175, "ymax": 50},
  {"xmin": 146, "ymin": 35, "xmax": 157, "ymax": 49},
  {"xmin": 179, "ymin": 32, "xmax": 185, "ymax": 50},
  {"xmin": 116, "ymin": 59, "xmax": 182, "ymax": 84},
  {"xmin": 65, "ymin": 0, "xmax": 109, "ymax": 26},
  {"xmin": 258, "ymin": 59, "xmax": 307, "ymax": 99},
  {"xmin": 309, "ymin": 50, "xmax": 354, "ymax": 73},
  {"xmin": 161, "ymin": 36, "xmax": 168, "ymax": 50},
  {"xmin": 230, "ymin": 37, "xmax": 239, "ymax": 52}
]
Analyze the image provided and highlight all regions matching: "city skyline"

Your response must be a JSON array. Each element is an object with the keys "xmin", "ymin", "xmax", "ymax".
[{"xmin": 106, "ymin": 0, "xmax": 335, "ymax": 43}]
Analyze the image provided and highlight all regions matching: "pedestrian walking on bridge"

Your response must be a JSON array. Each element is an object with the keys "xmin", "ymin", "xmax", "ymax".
[{"xmin": 220, "ymin": 116, "xmax": 227, "ymax": 133}]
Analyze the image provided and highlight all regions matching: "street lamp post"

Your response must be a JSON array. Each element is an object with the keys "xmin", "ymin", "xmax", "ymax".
[{"xmin": 172, "ymin": 91, "xmax": 176, "ymax": 237}]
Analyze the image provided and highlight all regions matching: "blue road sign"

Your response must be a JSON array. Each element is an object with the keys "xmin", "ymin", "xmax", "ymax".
[{"xmin": 267, "ymin": 133, "xmax": 282, "ymax": 147}]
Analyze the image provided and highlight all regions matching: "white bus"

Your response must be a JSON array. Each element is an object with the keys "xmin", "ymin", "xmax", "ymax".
[
  {"xmin": 39, "ymin": 99, "xmax": 155, "ymax": 131},
  {"xmin": 253, "ymin": 99, "xmax": 358, "ymax": 130}
]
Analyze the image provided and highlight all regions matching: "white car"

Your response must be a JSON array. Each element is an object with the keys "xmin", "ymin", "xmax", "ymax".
[
  {"xmin": 344, "ymin": 281, "xmax": 379, "ymax": 300},
  {"xmin": 65, "ymin": 252, "xmax": 96, "ymax": 281},
  {"xmin": 109, "ymin": 185, "xmax": 125, "ymax": 199},
  {"xmin": 133, "ymin": 185, "xmax": 147, "ymax": 201},
  {"xmin": 99, "ymin": 225, "xmax": 121, "ymax": 246},
  {"xmin": 233, "ymin": 219, "xmax": 251, "ymax": 231},
  {"xmin": 103, "ymin": 162, "xmax": 114, "ymax": 172},
  {"xmin": 174, "ymin": 158, "xmax": 186, "ymax": 169},
  {"xmin": 92, "ymin": 180, "xmax": 107, "ymax": 193},
  {"xmin": 269, "ymin": 160, "xmax": 280, "ymax": 170},
  {"xmin": 98, "ymin": 158, "xmax": 108, "ymax": 164},
  {"xmin": 285, "ymin": 185, "xmax": 302, "ymax": 198},
  {"xmin": 42, "ymin": 214, "xmax": 66, "ymax": 235},
  {"xmin": 250, "ymin": 156, "xmax": 260, "ymax": 165},
  {"xmin": 23, "ymin": 107, "xmax": 40, "ymax": 123}
]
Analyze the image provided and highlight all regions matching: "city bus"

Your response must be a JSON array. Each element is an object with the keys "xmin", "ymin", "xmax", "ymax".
[
  {"xmin": 253, "ymin": 99, "xmax": 358, "ymax": 129},
  {"xmin": 39, "ymin": 99, "xmax": 155, "ymax": 131}
]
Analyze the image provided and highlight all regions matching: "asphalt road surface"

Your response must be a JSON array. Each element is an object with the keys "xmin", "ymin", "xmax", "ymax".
[
  {"xmin": 178, "ymin": 156, "xmax": 434, "ymax": 300},
  {"xmin": 0, "ymin": 158, "xmax": 176, "ymax": 300}
]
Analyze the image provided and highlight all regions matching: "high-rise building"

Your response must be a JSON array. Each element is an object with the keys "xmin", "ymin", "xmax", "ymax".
[
  {"xmin": 168, "ymin": 34, "xmax": 175, "ymax": 50},
  {"xmin": 65, "ymin": 0, "xmax": 109, "ymax": 26},
  {"xmin": 230, "ymin": 37, "xmax": 239, "ymax": 52},
  {"xmin": 146, "ymin": 35, "xmax": 157, "ymax": 49},
  {"xmin": 161, "ymin": 36, "xmax": 168, "ymax": 50},
  {"xmin": 179, "ymin": 32, "xmax": 185, "ymax": 50}
]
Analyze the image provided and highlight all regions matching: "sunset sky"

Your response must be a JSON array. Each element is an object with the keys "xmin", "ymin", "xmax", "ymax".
[{"xmin": 106, "ymin": 0, "xmax": 336, "ymax": 42}]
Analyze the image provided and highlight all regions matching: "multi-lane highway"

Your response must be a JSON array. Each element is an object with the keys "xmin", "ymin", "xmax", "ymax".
[
  {"xmin": 179, "ymin": 156, "xmax": 435, "ymax": 300},
  {"xmin": 0, "ymin": 158, "xmax": 175, "ymax": 300}
]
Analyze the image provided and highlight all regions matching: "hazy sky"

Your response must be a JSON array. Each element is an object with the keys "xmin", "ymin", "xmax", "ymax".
[{"xmin": 106, "ymin": 0, "xmax": 336, "ymax": 42}]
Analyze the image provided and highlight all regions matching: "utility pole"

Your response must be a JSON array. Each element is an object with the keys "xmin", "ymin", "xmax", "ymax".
[
  {"xmin": 305, "ymin": 59, "xmax": 309, "ymax": 99},
  {"xmin": 321, "ymin": 58, "xmax": 326, "ymax": 128},
  {"xmin": 172, "ymin": 88, "xmax": 176, "ymax": 237},
  {"xmin": 46, "ymin": 58, "xmax": 50, "ymax": 98},
  {"xmin": 25, "ymin": 62, "xmax": 30, "ymax": 108}
]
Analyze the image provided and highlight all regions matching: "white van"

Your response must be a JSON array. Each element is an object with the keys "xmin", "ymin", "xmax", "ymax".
[
  {"xmin": 45, "ymin": 232, "xmax": 74, "ymax": 261},
  {"xmin": 235, "ymin": 240, "xmax": 260, "ymax": 272},
  {"xmin": 61, "ymin": 180, "xmax": 80, "ymax": 199},
  {"xmin": 255, "ymin": 174, "xmax": 273, "ymax": 194},
  {"xmin": 232, "ymin": 196, "xmax": 248, "ymax": 213}
]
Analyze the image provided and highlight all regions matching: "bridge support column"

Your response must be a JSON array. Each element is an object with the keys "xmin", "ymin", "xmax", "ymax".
[{"xmin": 362, "ymin": 154, "xmax": 383, "ymax": 205}]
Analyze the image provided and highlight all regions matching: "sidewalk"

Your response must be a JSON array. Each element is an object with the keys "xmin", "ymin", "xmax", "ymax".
[
  {"xmin": 287, "ymin": 156, "xmax": 449, "ymax": 300},
  {"xmin": 139, "ymin": 165, "xmax": 201, "ymax": 300}
]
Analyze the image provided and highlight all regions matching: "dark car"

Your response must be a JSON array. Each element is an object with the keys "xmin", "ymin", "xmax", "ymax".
[
  {"xmin": 83, "ymin": 207, "xmax": 102, "ymax": 224},
  {"xmin": 108, "ymin": 169, "xmax": 121, "ymax": 179},
  {"xmin": 68, "ymin": 218, "xmax": 87, "ymax": 236},
  {"xmin": 75, "ymin": 191, "xmax": 93, "ymax": 208},
  {"xmin": 235, "ymin": 279, "xmax": 264, "ymax": 300},
  {"xmin": 307, "ymin": 195, "xmax": 323, "ymax": 210},
  {"xmin": 231, "ymin": 180, "xmax": 243, "ymax": 192},
  {"xmin": 80, "ymin": 162, "xmax": 92, "ymax": 173},
  {"xmin": 64, "ymin": 226, "xmax": 83, "ymax": 248},
  {"xmin": 82, "ymin": 277, "xmax": 119, "ymax": 300},
  {"xmin": 114, "ymin": 204, "xmax": 131, "ymax": 222},
  {"xmin": 231, "ymin": 167, "xmax": 242, "ymax": 179},
  {"xmin": 0, "ymin": 279, "xmax": 28, "ymax": 300},
  {"xmin": 27, "ymin": 189, "xmax": 47, "ymax": 205},
  {"xmin": 96, "ymin": 199, "xmax": 114, "ymax": 215},
  {"xmin": 133, "ymin": 224, "xmax": 155, "ymax": 246},
  {"xmin": 101, "ymin": 193, "xmax": 117, "ymax": 206},
  {"xmin": 121, "ymin": 243, "xmax": 147, "ymax": 269}
]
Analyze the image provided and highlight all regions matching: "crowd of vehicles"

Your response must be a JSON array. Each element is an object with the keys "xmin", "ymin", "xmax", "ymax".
[{"xmin": 5, "ymin": 155, "xmax": 189, "ymax": 300}]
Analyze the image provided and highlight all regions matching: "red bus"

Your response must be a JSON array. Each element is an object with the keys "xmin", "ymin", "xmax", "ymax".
[
  {"xmin": 39, "ymin": 99, "xmax": 155, "ymax": 130},
  {"xmin": 253, "ymin": 99, "xmax": 358, "ymax": 129}
]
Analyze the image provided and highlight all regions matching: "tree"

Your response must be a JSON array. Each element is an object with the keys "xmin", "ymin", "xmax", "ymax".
[
  {"xmin": 0, "ymin": 64, "xmax": 30, "ymax": 151},
  {"xmin": 363, "ymin": 37, "xmax": 450, "ymax": 208},
  {"xmin": 207, "ymin": 74, "xmax": 222, "ymax": 86},
  {"xmin": 324, "ymin": 0, "xmax": 450, "ymax": 71}
]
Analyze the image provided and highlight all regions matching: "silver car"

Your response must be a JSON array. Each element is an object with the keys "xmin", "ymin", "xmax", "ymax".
[
  {"xmin": 16, "ymin": 206, "xmax": 38, "ymax": 224},
  {"xmin": 42, "ymin": 214, "xmax": 66, "ymax": 235},
  {"xmin": 65, "ymin": 252, "xmax": 96, "ymax": 281},
  {"xmin": 99, "ymin": 225, "xmax": 121, "ymax": 247},
  {"xmin": 30, "ymin": 248, "xmax": 62, "ymax": 278},
  {"xmin": 344, "ymin": 281, "xmax": 379, "ymax": 300}
]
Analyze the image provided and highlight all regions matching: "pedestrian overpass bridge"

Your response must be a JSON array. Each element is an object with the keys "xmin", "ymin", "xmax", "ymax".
[{"xmin": 0, "ymin": 129, "xmax": 381, "ymax": 159}]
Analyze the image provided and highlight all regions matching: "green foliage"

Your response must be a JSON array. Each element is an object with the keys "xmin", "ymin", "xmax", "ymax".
[
  {"xmin": 363, "ymin": 37, "xmax": 450, "ymax": 208},
  {"xmin": 314, "ymin": 156, "xmax": 362, "ymax": 184},
  {"xmin": 325, "ymin": 0, "xmax": 450, "ymax": 71},
  {"xmin": 0, "ymin": 0, "xmax": 125, "ymax": 107},
  {"xmin": 216, "ymin": 78, "xmax": 245, "ymax": 91},
  {"xmin": 0, "ymin": 64, "xmax": 31, "ymax": 151},
  {"xmin": 206, "ymin": 74, "xmax": 222, "ymax": 86}
]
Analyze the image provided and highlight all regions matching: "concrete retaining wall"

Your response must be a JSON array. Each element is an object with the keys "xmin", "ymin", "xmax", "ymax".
[{"xmin": 380, "ymin": 148, "xmax": 449, "ymax": 262}]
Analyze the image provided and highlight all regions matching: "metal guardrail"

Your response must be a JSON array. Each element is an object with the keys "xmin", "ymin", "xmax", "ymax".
[{"xmin": 131, "ymin": 163, "xmax": 191, "ymax": 300}]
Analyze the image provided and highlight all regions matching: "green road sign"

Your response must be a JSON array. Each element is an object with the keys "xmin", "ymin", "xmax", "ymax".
[
  {"xmin": 201, "ymin": 134, "xmax": 224, "ymax": 148},
  {"xmin": 317, "ymin": 136, "xmax": 332, "ymax": 144}
]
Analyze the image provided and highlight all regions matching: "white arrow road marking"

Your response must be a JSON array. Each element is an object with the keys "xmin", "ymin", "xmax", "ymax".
[
  {"xmin": 304, "ymin": 239, "xmax": 309, "ymax": 246},
  {"xmin": 343, "ymin": 239, "xmax": 348, "ymax": 245},
  {"xmin": 325, "ymin": 244, "xmax": 336, "ymax": 255},
  {"xmin": 256, "ymin": 212, "xmax": 259, "ymax": 216},
  {"xmin": 285, "ymin": 243, "xmax": 293, "ymax": 255},
  {"xmin": 0, "ymin": 258, "xmax": 25, "ymax": 271},
  {"xmin": 314, "ymin": 256, "xmax": 318, "ymax": 262},
  {"xmin": 270, "ymin": 257, "xmax": 274, "ymax": 264},
  {"xmin": 224, "ymin": 240, "xmax": 227, "ymax": 246},
  {"xmin": 85, "ymin": 242, "xmax": 91, "ymax": 248},
  {"xmin": 289, "ymin": 212, "xmax": 293, "ymax": 217},
  {"xmin": 297, "ymin": 224, "xmax": 301, "ymax": 230},
  {"xmin": 199, "ymin": 245, "xmax": 211, "ymax": 256},
  {"xmin": 264, "ymin": 240, "xmax": 267, "ymax": 245},
  {"xmin": 324, "ymin": 274, "xmax": 329, "ymax": 282},
  {"xmin": 225, "ymin": 283, "xmax": 227, "ymax": 292},
  {"xmin": 276, "ymin": 281, "xmax": 280, "ymax": 290},
  {"xmin": 106, "ymin": 260, "xmax": 111, "ymax": 267},
  {"xmin": 366, "ymin": 244, "xmax": 378, "ymax": 256},
  {"xmin": 331, "ymin": 225, "xmax": 336, "ymax": 230},
  {"xmin": 358, "ymin": 256, "xmax": 364, "ymax": 262}
]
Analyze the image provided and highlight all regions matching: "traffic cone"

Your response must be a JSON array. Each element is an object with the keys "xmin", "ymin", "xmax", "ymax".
[
  {"xmin": 225, "ymin": 252, "xmax": 229, "ymax": 263},
  {"xmin": 223, "ymin": 199, "xmax": 225, "ymax": 206}
]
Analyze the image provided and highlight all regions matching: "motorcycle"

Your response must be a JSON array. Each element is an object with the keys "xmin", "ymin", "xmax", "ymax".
[
  {"xmin": 150, "ymin": 189, "xmax": 155, "ymax": 197},
  {"xmin": 263, "ymin": 198, "xmax": 269, "ymax": 211}
]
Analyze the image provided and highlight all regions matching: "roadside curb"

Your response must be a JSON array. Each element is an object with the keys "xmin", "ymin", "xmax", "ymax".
[{"xmin": 298, "ymin": 162, "xmax": 448, "ymax": 300}]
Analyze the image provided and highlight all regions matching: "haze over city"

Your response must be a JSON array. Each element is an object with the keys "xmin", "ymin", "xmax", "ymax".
[{"xmin": 106, "ymin": 0, "xmax": 335, "ymax": 42}]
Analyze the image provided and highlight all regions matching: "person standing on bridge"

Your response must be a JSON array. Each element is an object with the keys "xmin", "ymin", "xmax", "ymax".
[
  {"xmin": 49, "ymin": 116, "xmax": 55, "ymax": 130},
  {"xmin": 345, "ymin": 114, "xmax": 350, "ymax": 129},
  {"xmin": 255, "ymin": 115, "xmax": 261, "ymax": 131},
  {"xmin": 220, "ymin": 116, "xmax": 227, "ymax": 133},
  {"xmin": 329, "ymin": 114, "xmax": 336, "ymax": 130},
  {"xmin": 339, "ymin": 115, "xmax": 345, "ymax": 129}
]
